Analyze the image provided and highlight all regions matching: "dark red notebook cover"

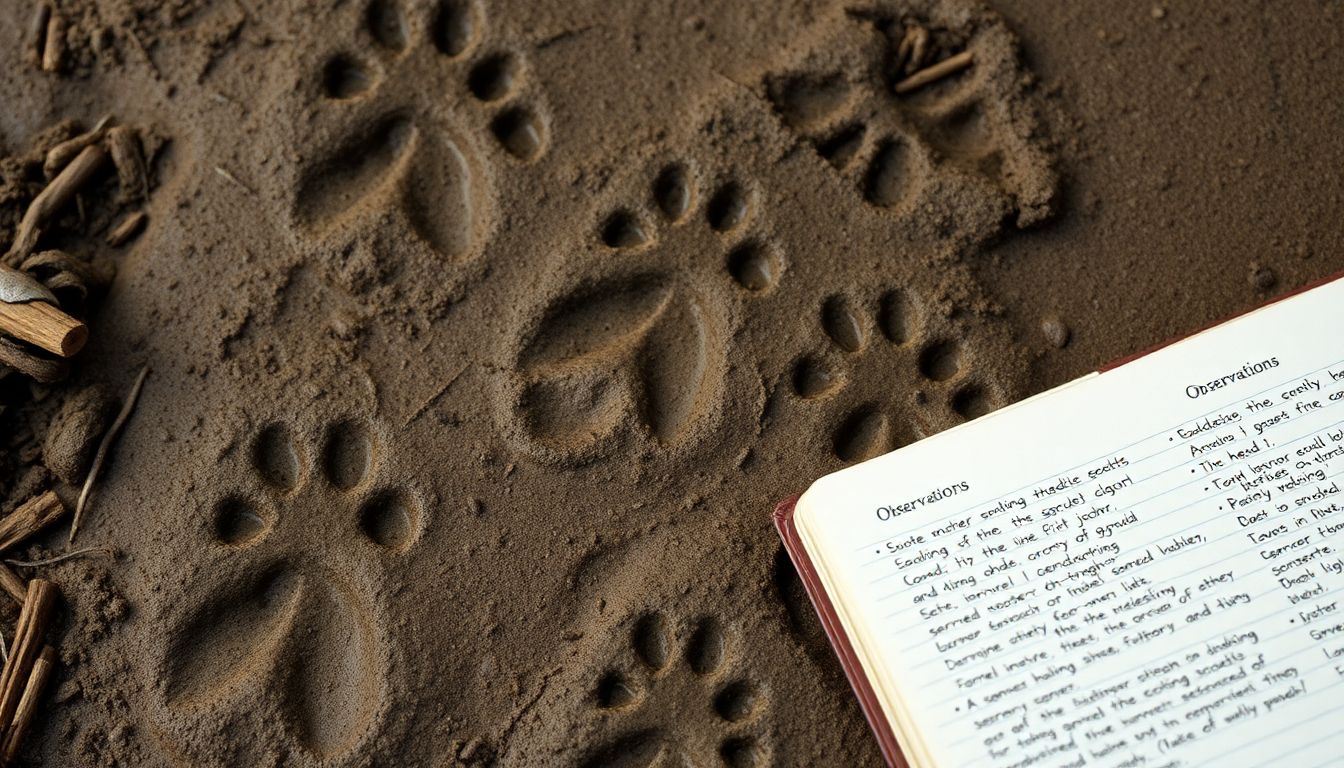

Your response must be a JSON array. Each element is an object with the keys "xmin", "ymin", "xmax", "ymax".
[{"xmin": 773, "ymin": 271, "xmax": 1344, "ymax": 767}]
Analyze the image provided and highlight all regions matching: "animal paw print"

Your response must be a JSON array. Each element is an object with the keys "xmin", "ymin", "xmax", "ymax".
[
  {"xmin": 764, "ymin": 0, "xmax": 1055, "ymax": 236},
  {"xmin": 293, "ymin": 0, "xmax": 550, "ymax": 293},
  {"xmin": 157, "ymin": 419, "xmax": 422, "ymax": 765},
  {"xmin": 582, "ymin": 611, "xmax": 769, "ymax": 768},
  {"xmin": 791, "ymin": 286, "xmax": 1003, "ymax": 464},
  {"xmin": 501, "ymin": 162, "xmax": 781, "ymax": 463}
]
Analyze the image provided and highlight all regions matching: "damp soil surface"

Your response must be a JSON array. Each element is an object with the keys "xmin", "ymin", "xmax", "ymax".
[{"xmin": 0, "ymin": 0, "xmax": 1342, "ymax": 766}]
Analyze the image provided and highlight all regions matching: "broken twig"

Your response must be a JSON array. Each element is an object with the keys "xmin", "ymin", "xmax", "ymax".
[
  {"xmin": 43, "ymin": 115, "xmax": 112, "ymax": 179},
  {"xmin": 7, "ymin": 144, "xmax": 108, "ymax": 264},
  {"xmin": 71, "ymin": 366, "xmax": 149, "ymax": 544},
  {"xmin": 895, "ymin": 50, "xmax": 974, "ymax": 94}
]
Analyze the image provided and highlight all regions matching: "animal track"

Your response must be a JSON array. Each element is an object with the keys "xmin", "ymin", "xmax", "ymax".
[
  {"xmin": 160, "ymin": 418, "xmax": 422, "ymax": 764},
  {"xmin": 503, "ymin": 162, "xmax": 781, "ymax": 463},
  {"xmin": 582, "ymin": 610, "xmax": 769, "ymax": 767},
  {"xmin": 791, "ymin": 286, "xmax": 1001, "ymax": 463},
  {"xmin": 293, "ymin": 0, "xmax": 551, "ymax": 293},
  {"xmin": 764, "ymin": 1, "xmax": 1056, "ymax": 235}
]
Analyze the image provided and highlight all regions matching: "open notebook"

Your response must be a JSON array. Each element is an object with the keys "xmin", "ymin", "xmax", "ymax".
[{"xmin": 776, "ymin": 273, "xmax": 1344, "ymax": 768}]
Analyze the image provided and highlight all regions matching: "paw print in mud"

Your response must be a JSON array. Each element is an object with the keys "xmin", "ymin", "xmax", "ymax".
[
  {"xmin": 581, "ymin": 611, "xmax": 770, "ymax": 767},
  {"xmin": 154, "ymin": 418, "xmax": 423, "ymax": 766},
  {"xmin": 763, "ymin": 0, "xmax": 1056, "ymax": 237},
  {"xmin": 500, "ymin": 161, "xmax": 784, "ymax": 464},
  {"xmin": 790, "ymin": 285, "xmax": 1005, "ymax": 464},
  {"xmin": 292, "ymin": 0, "xmax": 550, "ymax": 295}
]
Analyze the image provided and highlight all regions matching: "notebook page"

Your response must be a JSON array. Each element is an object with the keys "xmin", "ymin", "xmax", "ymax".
[{"xmin": 800, "ymin": 277, "xmax": 1344, "ymax": 768}]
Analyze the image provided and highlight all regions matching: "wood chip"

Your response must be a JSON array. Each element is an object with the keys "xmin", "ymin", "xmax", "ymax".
[
  {"xmin": 106, "ymin": 210, "xmax": 147, "ymax": 247},
  {"xmin": 0, "ymin": 566, "xmax": 26, "ymax": 605},
  {"xmin": 0, "ymin": 492, "xmax": 68, "ymax": 553},
  {"xmin": 41, "ymin": 13, "xmax": 64, "ymax": 73}
]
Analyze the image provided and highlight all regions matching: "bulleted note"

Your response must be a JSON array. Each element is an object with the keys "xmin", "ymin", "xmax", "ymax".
[{"xmin": 800, "ymin": 278, "xmax": 1344, "ymax": 768}]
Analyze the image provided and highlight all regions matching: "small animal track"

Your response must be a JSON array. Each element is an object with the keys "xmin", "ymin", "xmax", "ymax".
[
  {"xmin": 502, "ymin": 161, "xmax": 781, "ymax": 463},
  {"xmin": 791, "ymin": 285, "xmax": 1002, "ymax": 464},
  {"xmin": 581, "ymin": 610, "xmax": 769, "ymax": 767},
  {"xmin": 160, "ymin": 418, "xmax": 422, "ymax": 764},
  {"xmin": 293, "ymin": 0, "xmax": 552, "ymax": 293},
  {"xmin": 764, "ymin": 1, "xmax": 1056, "ymax": 237}
]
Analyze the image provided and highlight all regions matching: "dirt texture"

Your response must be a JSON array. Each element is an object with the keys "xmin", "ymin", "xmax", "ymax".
[{"xmin": 0, "ymin": 0, "xmax": 1342, "ymax": 766}]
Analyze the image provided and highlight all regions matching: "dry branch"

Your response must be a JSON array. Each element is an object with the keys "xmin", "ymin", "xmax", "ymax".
[
  {"xmin": 1, "ymin": 645, "xmax": 54, "ymax": 764},
  {"xmin": 6, "ymin": 145, "xmax": 107, "ymax": 264},
  {"xmin": 0, "ymin": 580, "xmax": 58, "ymax": 739},
  {"xmin": 71, "ymin": 367, "xmax": 149, "ymax": 543}
]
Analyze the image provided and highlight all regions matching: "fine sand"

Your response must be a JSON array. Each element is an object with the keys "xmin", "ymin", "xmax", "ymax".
[{"xmin": 0, "ymin": 0, "xmax": 1342, "ymax": 765}]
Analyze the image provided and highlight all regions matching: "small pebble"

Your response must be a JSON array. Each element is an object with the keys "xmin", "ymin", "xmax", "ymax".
[
  {"xmin": 1250, "ymin": 264, "xmax": 1276, "ymax": 291},
  {"xmin": 1041, "ymin": 316, "xmax": 1071, "ymax": 349},
  {"xmin": 1151, "ymin": 5, "xmax": 1167, "ymax": 19}
]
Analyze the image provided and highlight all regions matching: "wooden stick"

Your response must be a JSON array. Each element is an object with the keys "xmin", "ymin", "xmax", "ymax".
[
  {"xmin": 40, "ymin": 13, "xmax": 64, "ymax": 73},
  {"xmin": 0, "ymin": 492, "xmax": 67, "ymax": 554},
  {"xmin": 0, "ymin": 567, "xmax": 25, "ymax": 606},
  {"xmin": 70, "ymin": 367, "xmax": 149, "ymax": 544},
  {"xmin": 0, "ymin": 580, "xmax": 57, "ymax": 739},
  {"xmin": 0, "ymin": 298, "xmax": 86, "ymax": 358},
  {"xmin": 895, "ymin": 50, "xmax": 974, "ymax": 94},
  {"xmin": 25, "ymin": 4, "xmax": 51, "ymax": 68},
  {"xmin": 44, "ymin": 115, "xmax": 112, "ymax": 179},
  {"xmin": 1, "ymin": 645, "xmax": 54, "ymax": 764},
  {"xmin": 106, "ymin": 210, "xmax": 146, "ymax": 247},
  {"xmin": 6, "ymin": 145, "xmax": 107, "ymax": 263}
]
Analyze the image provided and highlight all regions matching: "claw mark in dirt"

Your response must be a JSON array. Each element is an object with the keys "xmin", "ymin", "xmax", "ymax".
[
  {"xmin": 159, "ymin": 417, "xmax": 422, "ymax": 764},
  {"xmin": 504, "ymin": 163, "xmax": 781, "ymax": 464},
  {"xmin": 763, "ymin": 0, "xmax": 1057, "ymax": 237},
  {"xmin": 579, "ymin": 610, "xmax": 769, "ymax": 768}
]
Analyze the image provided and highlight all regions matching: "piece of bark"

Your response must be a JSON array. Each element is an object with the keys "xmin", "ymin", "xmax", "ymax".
[
  {"xmin": 6, "ymin": 145, "xmax": 107, "ymax": 264},
  {"xmin": 0, "ymin": 492, "xmax": 67, "ymax": 554},
  {"xmin": 0, "ymin": 339, "xmax": 66, "ymax": 384},
  {"xmin": 107, "ymin": 127, "xmax": 147, "ymax": 201},
  {"xmin": 1, "ymin": 645, "xmax": 55, "ymax": 764},
  {"xmin": 0, "ymin": 580, "xmax": 58, "ymax": 739}
]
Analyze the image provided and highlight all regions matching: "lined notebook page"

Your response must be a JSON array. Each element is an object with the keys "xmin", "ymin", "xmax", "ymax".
[{"xmin": 799, "ymin": 277, "xmax": 1344, "ymax": 768}]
